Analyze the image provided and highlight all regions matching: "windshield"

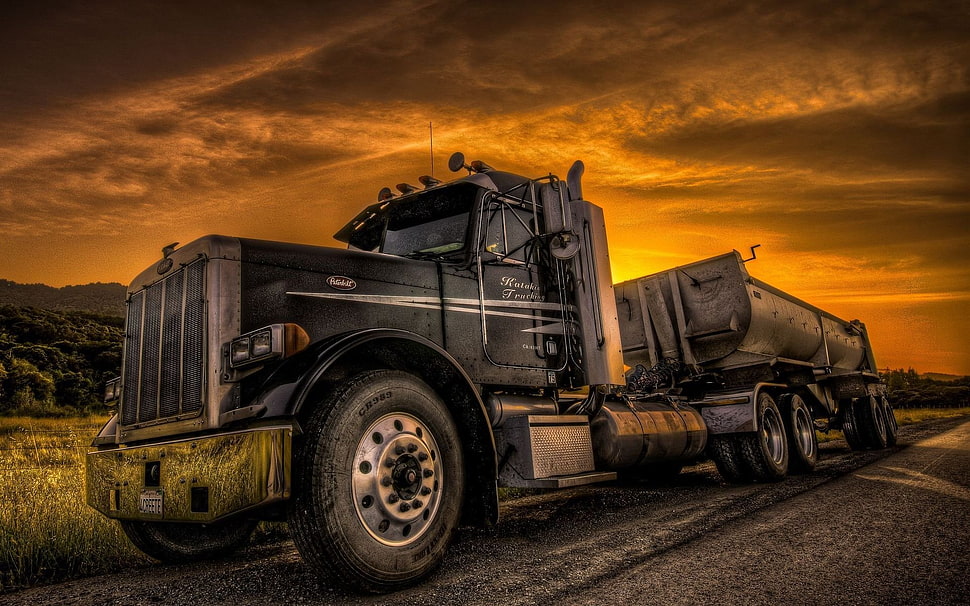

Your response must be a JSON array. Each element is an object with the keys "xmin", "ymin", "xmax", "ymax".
[
  {"xmin": 377, "ymin": 183, "xmax": 478, "ymax": 257},
  {"xmin": 383, "ymin": 212, "xmax": 470, "ymax": 256}
]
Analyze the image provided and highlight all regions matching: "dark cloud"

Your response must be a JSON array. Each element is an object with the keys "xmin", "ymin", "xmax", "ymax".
[
  {"xmin": 0, "ymin": 0, "xmax": 376, "ymax": 117},
  {"xmin": 633, "ymin": 91, "xmax": 970, "ymax": 176}
]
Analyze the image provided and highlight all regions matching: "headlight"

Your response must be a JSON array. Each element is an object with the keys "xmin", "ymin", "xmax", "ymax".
[
  {"xmin": 251, "ymin": 331, "xmax": 273, "ymax": 358},
  {"xmin": 228, "ymin": 324, "xmax": 309, "ymax": 369},
  {"xmin": 230, "ymin": 338, "xmax": 252, "ymax": 365}
]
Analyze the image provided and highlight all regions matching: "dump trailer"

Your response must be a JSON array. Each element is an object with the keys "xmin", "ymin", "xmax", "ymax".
[
  {"xmin": 613, "ymin": 252, "xmax": 893, "ymax": 481},
  {"xmin": 86, "ymin": 154, "xmax": 893, "ymax": 593}
]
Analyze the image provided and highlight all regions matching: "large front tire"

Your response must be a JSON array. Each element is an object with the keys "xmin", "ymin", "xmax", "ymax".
[
  {"xmin": 119, "ymin": 518, "xmax": 256, "ymax": 562},
  {"xmin": 290, "ymin": 370, "xmax": 464, "ymax": 593}
]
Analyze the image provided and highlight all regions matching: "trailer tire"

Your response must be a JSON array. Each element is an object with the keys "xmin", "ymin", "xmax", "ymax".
[
  {"xmin": 708, "ymin": 435, "xmax": 749, "ymax": 484},
  {"xmin": 119, "ymin": 518, "xmax": 256, "ymax": 562},
  {"xmin": 855, "ymin": 395, "xmax": 888, "ymax": 449},
  {"xmin": 290, "ymin": 370, "xmax": 463, "ymax": 593},
  {"xmin": 737, "ymin": 392, "xmax": 788, "ymax": 482},
  {"xmin": 780, "ymin": 394, "xmax": 818, "ymax": 474},
  {"xmin": 840, "ymin": 399, "xmax": 864, "ymax": 450},
  {"xmin": 881, "ymin": 397, "xmax": 898, "ymax": 447}
]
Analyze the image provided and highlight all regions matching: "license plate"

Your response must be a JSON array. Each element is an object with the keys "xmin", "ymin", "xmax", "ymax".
[{"xmin": 139, "ymin": 489, "xmax": 164, "ymax": 515}]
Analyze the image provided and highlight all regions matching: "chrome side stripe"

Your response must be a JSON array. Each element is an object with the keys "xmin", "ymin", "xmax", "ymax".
[{"xmin": 286, "ymin": 292, "xmax": 564, "ymax": 323}]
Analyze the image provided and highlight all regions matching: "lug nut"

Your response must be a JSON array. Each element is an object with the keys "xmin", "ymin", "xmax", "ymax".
[
  {"xmin": 399, "ymin": 502, "xmax": 412, "ymax": 512},
  {"xmin": 418, "ymin": 452, "xmax": 429, "ymax": 462},
  {"xmin": 423, "ymin": 469, "xmax": 434, "ymax": 478},
  {"xmin": 394, "ymin": 445, "xmax": 406, "ymax": 455},
  {"xmin": 385, "ymin": 458, "xmax": 396, "ymax": 468},
  {"xmin": 413, "ymin": 499, "xmax": 423, "ymax": 509},
  {"xmin": 407, "ymin": 443, "xmax": 418, "ymax": 453},
  {"xmin": 381, "ymin": 476, "xmax": 392, "ymax": 487},
  {"xmin": 421, "ymin": 486, "xmax": 431, "ymax": 496},
  {"xmin": 388, "ymin": 494, "xmax": 400, "ymax": 504}
]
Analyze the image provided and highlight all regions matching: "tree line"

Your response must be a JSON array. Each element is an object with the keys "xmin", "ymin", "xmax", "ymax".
[
  {"xmin": 879, "ymin": 368, "xmax": 970, "ymax": 409},
  {"xmin": 0, "ymin": 305, "xmax": 121, "ymax": 416}
]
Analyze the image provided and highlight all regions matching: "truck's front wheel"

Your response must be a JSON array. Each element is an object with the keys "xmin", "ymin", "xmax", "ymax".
[
  {"xmin": 119, "ymin": 518, "xmax": 256, "ymax": 562},
  {"xmin": 290, "ymin": 370, "xmax": 464, "ymax": 593}
]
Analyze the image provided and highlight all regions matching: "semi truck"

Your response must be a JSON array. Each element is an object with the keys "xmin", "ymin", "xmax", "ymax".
[{"xmin": 86, "ymin": 154, "xmax": 894, "ymax": 592}]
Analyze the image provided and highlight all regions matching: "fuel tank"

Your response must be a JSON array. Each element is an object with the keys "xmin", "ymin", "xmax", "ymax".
[
  {"xmin": 590, "ymin": 400, "xmax": 707, "ymax": 469},
  {"xmin": 614, "ymin": 251, "xmax": 872, "ymax": 372}
]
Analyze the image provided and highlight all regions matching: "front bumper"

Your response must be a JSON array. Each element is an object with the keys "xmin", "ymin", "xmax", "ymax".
[{"xmin": 86, "ymin": 424, "xmax": 293, "ymax": 523}]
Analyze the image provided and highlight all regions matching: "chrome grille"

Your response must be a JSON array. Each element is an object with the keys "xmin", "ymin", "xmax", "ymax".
[{"xmin": 121, "ymin": 260, "xmax": 206, "ymax": 426}]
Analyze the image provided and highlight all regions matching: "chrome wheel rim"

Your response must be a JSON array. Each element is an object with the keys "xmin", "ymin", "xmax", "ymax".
[
  {"xmin": 352, "ymin": 413, "xmax": 443, "ymax": 546},
  {"xmin": 793, "ymin": 403, "xmax": 816, "ymax": 458},
  {"xmin": 762, "ymin": 406, "xmax": 786, "ymax": 465}
]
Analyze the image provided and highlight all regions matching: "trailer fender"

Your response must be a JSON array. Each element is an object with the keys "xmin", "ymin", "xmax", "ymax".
[
  {"xmin": 699, "ymin": 382, "xmax": 786, "ymax": 434},
  {"xmin": 254, "ymin": 328, "xmax": 498, "ymax": 527}
]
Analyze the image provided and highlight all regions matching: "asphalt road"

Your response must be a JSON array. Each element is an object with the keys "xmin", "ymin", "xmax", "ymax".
[{"xmin": 5, "ymin": 416, "xmax": 969, "ymax": 606}]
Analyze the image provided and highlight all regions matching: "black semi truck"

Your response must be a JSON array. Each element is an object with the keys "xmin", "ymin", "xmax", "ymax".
[{"xmin": 87, "ymin": 154, "xmax": 894, "ymax": 592}]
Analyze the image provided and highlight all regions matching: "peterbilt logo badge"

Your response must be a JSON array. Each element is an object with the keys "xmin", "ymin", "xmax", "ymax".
[
  {"xmin": 327, "ymin": 276, "xmax": 357, "ymax": 291},
  {"xmin": 156, "ymin": 258, "xmax": 174, "ymax": 275}
]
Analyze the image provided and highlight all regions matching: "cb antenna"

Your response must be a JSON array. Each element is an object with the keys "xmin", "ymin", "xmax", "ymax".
[{"xmin": 429, "ymin": 121, "xmax": 434, "ymax": 177}]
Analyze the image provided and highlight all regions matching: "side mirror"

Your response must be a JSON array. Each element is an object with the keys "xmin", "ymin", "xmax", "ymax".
[
  {"xmin": 540, "ymin": 181, "xmax": 572, "ymax": 235},
  {"xmin": 540, "ymin": 182, "xmax": 579, "ymax": 259}
]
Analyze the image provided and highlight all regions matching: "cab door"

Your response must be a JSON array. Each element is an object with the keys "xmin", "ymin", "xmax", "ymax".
[{"xmin": 476, "ymin": 192, "xmax": 567, "ymax": 371}]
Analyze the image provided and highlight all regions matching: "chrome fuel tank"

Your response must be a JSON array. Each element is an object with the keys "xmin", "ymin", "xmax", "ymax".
[{"xmin": 590, "ymin": 400, "xmax": 707, "ymax": 470}]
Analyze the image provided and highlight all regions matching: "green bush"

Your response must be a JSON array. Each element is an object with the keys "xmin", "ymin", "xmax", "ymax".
[{"xmin": 0, "ymin": 307, "xmax": 122, "ymax": 417}]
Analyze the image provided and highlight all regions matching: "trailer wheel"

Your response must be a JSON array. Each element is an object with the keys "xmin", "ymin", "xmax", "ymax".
[
  {"xmin": 290, "ymin": 370, "xmax": 464, "ymax": 593},
  {"xmin": 780, "ymin": 394, "xmax": 818, "ymax": 473},
  {"xmin": 881, "ymin": 397, "xmax": 898, "ymax": 447},
  {"xmin": 708, "ymin": 435, "xmax": 749, "ymax": 483},
  {"xmin": 855, "ymin": 395, "xmax": 888, "ymax": 449},
  {"xmin": 737, "ymin": 392, "xmax": 788, "ymax": 482},
  {"xmin": 119, "ymin": 518, "xmax": 256, "ymax": 562},
  {"xmin": 840, "ymin": 399, "xmax": 865, "ymax": 450}
]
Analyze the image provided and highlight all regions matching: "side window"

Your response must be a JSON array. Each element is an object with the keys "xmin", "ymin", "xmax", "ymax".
[{"xmin": 482, "ymin": 196, "xmax": 538, "ymax": 264}]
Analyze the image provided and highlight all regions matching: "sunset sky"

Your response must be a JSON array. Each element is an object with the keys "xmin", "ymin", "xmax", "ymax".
[{"xmin": 0, "ymin": 1, "xmax": 967, "ymax": 374}]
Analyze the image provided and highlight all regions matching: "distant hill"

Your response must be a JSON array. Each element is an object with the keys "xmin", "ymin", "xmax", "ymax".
[
  {"xmin": 921, "ymin": 372, "xmax": 964, "ymax": 383},
  {"xmin": 0, "ymin": 279, "xmax": 126, "ymax": 317}
]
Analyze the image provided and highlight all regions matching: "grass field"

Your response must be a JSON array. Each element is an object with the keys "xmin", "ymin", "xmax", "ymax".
[
  {"xmin": 2, "ymin": 408, "xmax": 969, "ymax": 593},
  {"xmin": 0, "ymin": 416, "xmax": 149, "ymax": 593}
]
